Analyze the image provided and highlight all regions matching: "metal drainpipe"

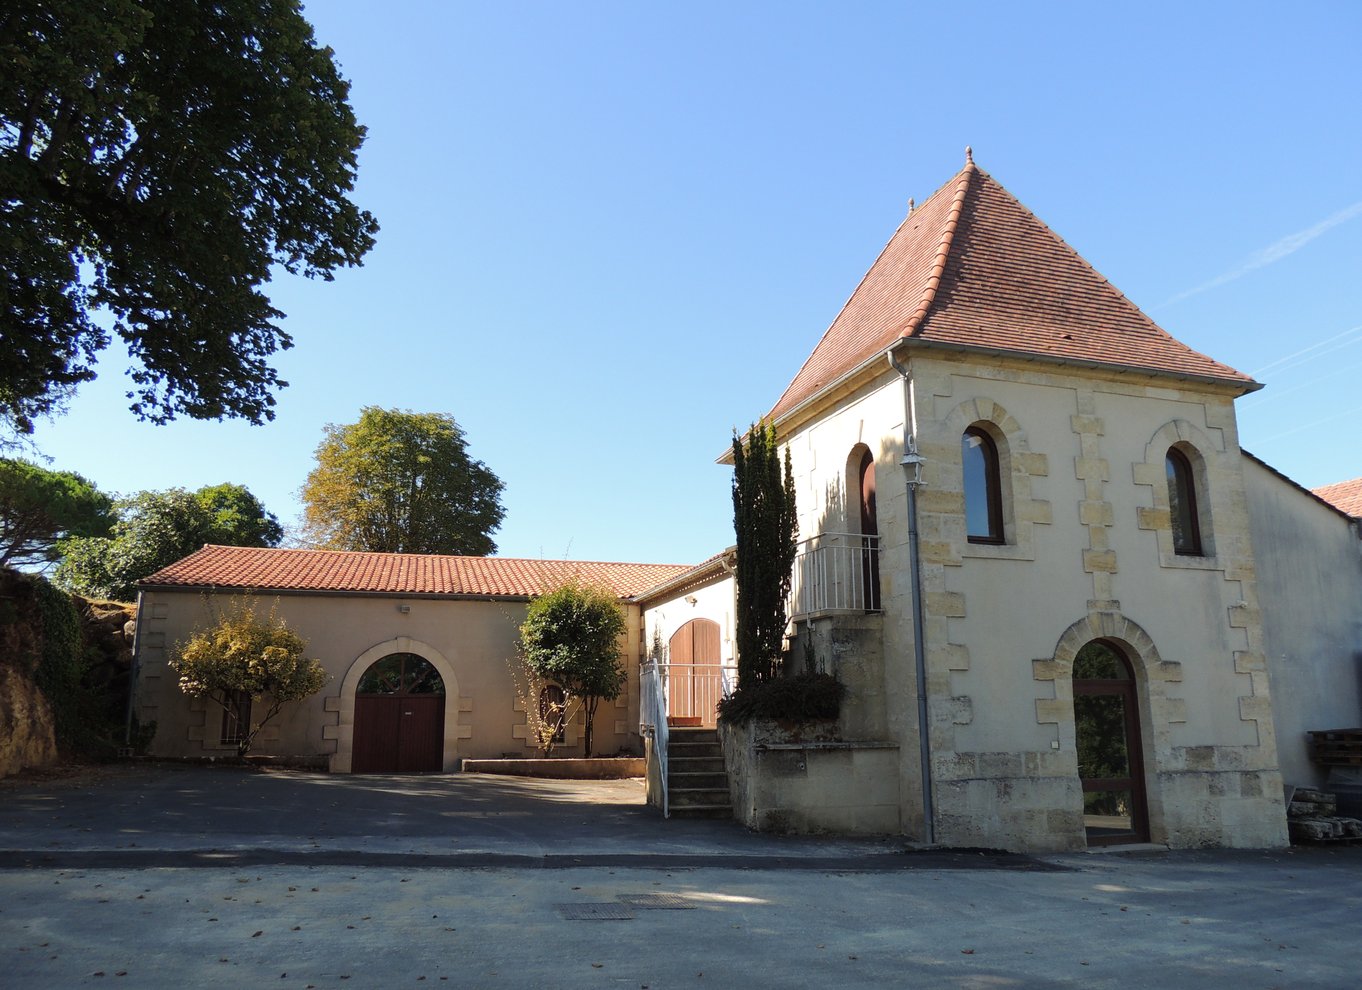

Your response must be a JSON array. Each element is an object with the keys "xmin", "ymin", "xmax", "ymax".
[
  {"xmin": 124, "ymin": 591, "xmax": 144, "ymax": 750},
  {"xmin": 887, "ymin": 346, "xmax": 935, "ymax": 845}
]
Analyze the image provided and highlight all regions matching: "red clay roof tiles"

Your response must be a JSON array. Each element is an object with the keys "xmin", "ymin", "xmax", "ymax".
[
  {"xmin": 140, "ymin": 545, "xmax": 694, "ymax": 600},
  {"xmin": 769, "ymin": 159, "xmax": 1256, "ymax": 421},
  {"xmin": 1312, "ymin": 477, "xmax": 1362, "ymax": 517}
]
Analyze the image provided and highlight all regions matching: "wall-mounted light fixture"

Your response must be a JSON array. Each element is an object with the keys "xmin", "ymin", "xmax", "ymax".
[{"xmin": 398, "ymin": 603, "xmax": 411, "ymax": 613}]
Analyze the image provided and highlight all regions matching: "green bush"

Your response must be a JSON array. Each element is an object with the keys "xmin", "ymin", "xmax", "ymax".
[{"xmin": 717, "ymin": 672, "xmax": 845, "ymax": 724}]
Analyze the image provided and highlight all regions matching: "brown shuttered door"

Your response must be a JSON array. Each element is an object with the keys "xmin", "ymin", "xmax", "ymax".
[{"xmin": 668, "ymin": 619, "xmax": 722, "ymax": 726}]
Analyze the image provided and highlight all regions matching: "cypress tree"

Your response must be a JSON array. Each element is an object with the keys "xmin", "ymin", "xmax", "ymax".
[{"xmin": 732, "ymin": 419, "xmax": 798, "ymax": 685}]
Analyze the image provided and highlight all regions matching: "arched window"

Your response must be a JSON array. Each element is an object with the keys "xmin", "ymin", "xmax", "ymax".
[
  {"xmin": 848, "ymin": 445, "xmax": 881, "ymax": 611},
  {"xmin": 357, "ymin": 653, "xmax": 446, "ymax": 695},
  {"xmin": 1165, "ymin": 448, "xmax": 1202, "ymax": 556},
  {"xmin": 962, "ymin": 426, "xmax": 1003, "ymax": 544}
]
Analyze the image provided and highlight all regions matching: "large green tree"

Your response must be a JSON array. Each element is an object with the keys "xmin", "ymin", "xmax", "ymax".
[
  {"xmin": 732, "ymin": 419, "xmax": 798, "ymax": 685},
  {"xmin": 0, "ymin": 0, "xmax": 378, "ymax": 435},
  {"xmin": 0, "ymin": 458, "xmax": 113, "ymax": 568},
  {"xmin": 301, "ymin": 407, "xmax": 506, "ymax": 555},
  {"xmin": 55, "ymin": 483, "xmax": 282, "ymax": 600},
  {"xmin": 518, "ymin": 579, "xmax": 628, "ymax": 758}
]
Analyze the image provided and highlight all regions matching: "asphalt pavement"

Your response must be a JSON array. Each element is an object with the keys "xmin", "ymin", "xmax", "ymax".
[{"xmin": 2, "ymin": 764, "xmax": 1359, "ymax": 989}]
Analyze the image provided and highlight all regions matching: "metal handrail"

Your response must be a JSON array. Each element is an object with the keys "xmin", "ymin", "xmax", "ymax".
[
  {"xmin": 640, "ymin": 658, "xmax": 669, "ymax": 818},
  {"xmin": 789, "ymin": 531, "xmax": 882, "ymax": 618}
]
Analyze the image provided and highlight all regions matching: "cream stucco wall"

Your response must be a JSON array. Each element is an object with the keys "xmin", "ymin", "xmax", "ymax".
[
  {"xmin": 134, "ymin": 590, "xmax": 645, "ymax": 771},
  {"xmin": 1244, "ymin": 459, "xmax": 1362, "ymax": 787},
  {"xmin": 772, "ymin": 350, "xmax": 1289, "ymax": 850},
  {"xmin": 641, "ymin": 576, "xmax": 736, "ymax": 668}
]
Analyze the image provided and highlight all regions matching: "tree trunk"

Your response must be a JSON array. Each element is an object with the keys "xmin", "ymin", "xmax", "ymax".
[{"xmin": 582, "ymin": 697, "xmax": 598, "ymax": 758}]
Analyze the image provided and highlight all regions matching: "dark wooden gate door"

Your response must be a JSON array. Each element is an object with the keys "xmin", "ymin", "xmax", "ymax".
[
  {"xmin": 1073, "ymin": 641, "xmax": 1149, "ymax": 845},
  {"xmin": 351, "ymin": 654, "xmax": 445, "ymax": 773}
]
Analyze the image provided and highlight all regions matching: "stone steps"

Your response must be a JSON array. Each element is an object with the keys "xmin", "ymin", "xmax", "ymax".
[{"xmin": 667, "ymin": 727, "xmax": 732, "ymax": 820}]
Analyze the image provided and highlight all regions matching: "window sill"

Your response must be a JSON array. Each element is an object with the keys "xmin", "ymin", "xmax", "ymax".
[
  {"xmin": 1157, "ymin": 552, "xmax": 1221, "ymax": 571},
  {"xmin": 961, "ymin": 542, "xmax": 1035, "ymax": 562}
]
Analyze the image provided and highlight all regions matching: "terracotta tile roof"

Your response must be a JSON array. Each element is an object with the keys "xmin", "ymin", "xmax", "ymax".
[
  {"xmin": 1312, "ymin": 477, "xmax": 1362, "ymax": 517},
  {"xmin": 140, "ymin": 545, "xmax": 695, "ymax": 600},
  {"xmin": 769, "ymin": 154, "xmax": 1256, "ymax": 421},
  {"xmin": 636, "ymin": 546, "xmax": 735, "ymax": 603}
]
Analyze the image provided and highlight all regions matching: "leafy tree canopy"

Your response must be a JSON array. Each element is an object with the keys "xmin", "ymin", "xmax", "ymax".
[
  {"xmin": 0, "ymin": 457, "xmax": 113, "ymax": 568},
  {"xmin": 171, "ymin": 597, "xmax": 327, "ymax": 756},
  {"xmin": 55, "ymin": 482, "xmax": 282, "ymax": 600},
  {"xmin": 0, "ymin": 0, "xmax": 378, "ymax": 435},
  {"xmin": 518, "ymin": 579, "xmax": 627, "ymax": 757},
  {"xmin": 732, "ymin": 419, "xmax": 797, "ymax": 686},
  {"xmin": 301, "ymin": 407, "xmax": 505, "ymax": 556}
]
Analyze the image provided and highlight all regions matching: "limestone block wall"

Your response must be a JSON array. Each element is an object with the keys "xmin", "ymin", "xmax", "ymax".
[
  {"xmin": 777, "ymin": 367, "xmax": 927, "ymax": 832},
  {"xmin": 787, "ymin": 613, "xmax": 886, "ymax": 740},
  {"xmin": 903, "ymin": 353, "xmax": 1287, "ymax": 850},
  {"xmin": 719, "ymin": 719, "xmax": 900, "ymax": 834},
  {"xmin": 771, "ymin": 351, "xmax": 1290, "ymax": 850}
]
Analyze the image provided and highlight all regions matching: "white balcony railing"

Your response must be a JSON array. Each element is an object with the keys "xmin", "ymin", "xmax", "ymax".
[
  {"xmin": 789, "ymin": 531, "xmax": 882, "ymax": 619},
  {"xmin": 665, "ymin": 661, "xmax": 737, "ymax": 726}
]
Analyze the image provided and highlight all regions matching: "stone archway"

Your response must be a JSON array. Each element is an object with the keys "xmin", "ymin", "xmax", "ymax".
[
  {"xmin": 1034, "ymin": 612, "xmax": 1184, "ymax": 846},
  {"xmin": 1072, "ymin": 640, "xmax": 1149, "ymax": 844},
  {"xmin": 329, "ymin": 637, "xmax": 462, "ymax": 773}
]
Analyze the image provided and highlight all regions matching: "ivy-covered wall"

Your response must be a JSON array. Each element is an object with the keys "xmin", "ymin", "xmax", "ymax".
[{"xmin": 0, "ymin": 569, "xmax": 141, "ymax": 777}]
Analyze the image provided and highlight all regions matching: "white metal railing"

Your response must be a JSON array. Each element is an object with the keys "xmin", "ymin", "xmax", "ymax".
[
  {"xmin": 789, "ymin": 531, "xmax": 882, "ymax": 618},
  {"xmin": 665, "ymin": 661, "xmax": 737, "ymax": 726},
  {"xmin": 640, "ymin": 658, "xmax": 669, "ymax": 817}
]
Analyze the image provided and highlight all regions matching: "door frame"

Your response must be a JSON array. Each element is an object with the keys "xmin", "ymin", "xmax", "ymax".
[
  {"xmin": 332, "ymin": 637, "xmax": 461, "ymax": 773},
  {"xmin": 1073, "ymin": 642, "xmax": 1150, "ymax": 845}
]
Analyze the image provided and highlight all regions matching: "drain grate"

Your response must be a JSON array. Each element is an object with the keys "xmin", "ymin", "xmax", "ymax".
[
  {"xmin": 555, "ymin": 902, "xmax": 636, "ymax": 921},
  {"xmin": 617, "ymin": 893, "xmax": 696, "ymax": 910}
]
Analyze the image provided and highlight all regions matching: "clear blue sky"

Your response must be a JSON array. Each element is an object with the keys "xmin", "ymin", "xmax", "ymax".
[{"xmin": 28, "ymin": 1, "xmax": 1362, "ymax": 565}]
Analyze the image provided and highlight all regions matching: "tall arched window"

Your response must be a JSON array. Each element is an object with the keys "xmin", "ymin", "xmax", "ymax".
[
  {"xmin": 962, "ymin": 426, "xmax": 1003, "ymax": 544},
  {"xmin": 853, "ymin": 446, "xmax": 881, "ymax": 610},
  {"xmin": 1165, "ymin": 447, "xmax": 1202, "ymax": 556}
]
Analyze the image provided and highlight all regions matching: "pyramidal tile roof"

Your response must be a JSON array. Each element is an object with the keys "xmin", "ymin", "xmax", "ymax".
[
  {"xmin": 1312, "ymin": 477, "xmax": 1362, "ymax": 517},
  {"xmin": 769, "ymin": 152, "xmax": 1256, "ymax": 421},
  {"xmin": 140, "ymin": 545, "xmax": 695, "ymax": 600}
]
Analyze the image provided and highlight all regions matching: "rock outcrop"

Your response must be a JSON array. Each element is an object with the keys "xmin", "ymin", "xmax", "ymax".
[{"xmin": 0, "ymin": 568, "xmax": 138, "ymax": 777}]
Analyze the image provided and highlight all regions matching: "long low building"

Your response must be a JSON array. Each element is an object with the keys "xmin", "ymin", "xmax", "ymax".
[{"xmin": 135, "ymin": 546, "xmax": 691, "ymax": 772}]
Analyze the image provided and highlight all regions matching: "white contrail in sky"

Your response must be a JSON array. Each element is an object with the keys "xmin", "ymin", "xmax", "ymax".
[{"xmin": 1159, "ymin": 200, "xmax": 1362, "ymax": 307}]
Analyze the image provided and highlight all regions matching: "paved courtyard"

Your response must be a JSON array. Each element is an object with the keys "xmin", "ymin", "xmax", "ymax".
[{"xmin": 2, "ymin": 765, "xmax": 1359, "ymax": 988}]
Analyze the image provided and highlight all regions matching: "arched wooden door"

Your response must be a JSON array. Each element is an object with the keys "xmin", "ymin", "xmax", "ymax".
[
  {"xmin": 668, "ymin": 618, "xmax": 721, "ymax": 727},
  {"xmin": 1073, "ymin": 641, "xmax": 1149, "ymax": 845},
  {"xmin": 352, "ymin": 653, "xmax": 446, "ymax": 773},
  {"xmin": 858, "ymin": 447, "xmax": 881, "ymax": 611}
]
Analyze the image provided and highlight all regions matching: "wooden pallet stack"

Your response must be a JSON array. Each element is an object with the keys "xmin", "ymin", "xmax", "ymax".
[{"xmin": 1309, "ymin": 728, "xmax": 1362, "ymax": 766}]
